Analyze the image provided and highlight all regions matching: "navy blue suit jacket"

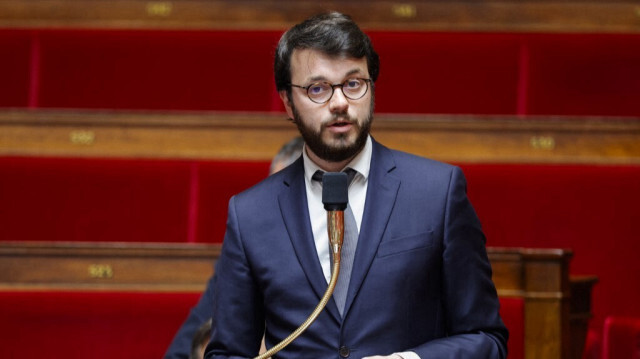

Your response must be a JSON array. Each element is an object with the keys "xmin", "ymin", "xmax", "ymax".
[{"xmin": 206, "ymin": 140, "xmax": 508, "ymax": 358}]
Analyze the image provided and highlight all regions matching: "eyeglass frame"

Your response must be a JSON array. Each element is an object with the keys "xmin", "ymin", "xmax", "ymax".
[{"xmin": 289, "ymin": 78, "xmax": 373, "ymax": 104}]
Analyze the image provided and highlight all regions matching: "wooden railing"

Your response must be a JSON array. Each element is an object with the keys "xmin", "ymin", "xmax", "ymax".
[
  {"xmin": 0, "ymin": 0, "xmax": 638, "ymax": 33},
  {"xmin": 0, "ymin": 241, "xmax": 218, "ymax": 292},
  {"xmin": 1, "ymin": 109, "xmax": 639, "ymax": 164}
]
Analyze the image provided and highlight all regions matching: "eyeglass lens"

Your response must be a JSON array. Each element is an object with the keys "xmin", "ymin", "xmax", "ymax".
[{"xmin": 307, "ymin": 79, "xmax": 369, "ymax": 103}]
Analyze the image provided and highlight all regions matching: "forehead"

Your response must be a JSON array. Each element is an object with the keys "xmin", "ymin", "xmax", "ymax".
[{"xmin": 289, "ymin": 48, "xmax": 369, "ymax": 83}]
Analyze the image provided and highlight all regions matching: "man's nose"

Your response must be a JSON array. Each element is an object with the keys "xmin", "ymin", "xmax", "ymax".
[{"xmin": 328, "ymin": 87, "xmax": 349, "ymax": 114}]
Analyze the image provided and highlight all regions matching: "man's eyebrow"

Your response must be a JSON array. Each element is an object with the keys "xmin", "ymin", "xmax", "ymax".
[
  {"xmin": 307, "ymin": 69, "xmax": 366, "ymax": 83},
  {"xmin": 344, "ymin": 68, "xmax": 364, "ymax": 77},
  {"xmin": 308, "ymin": 75, "xmax": 328, "ymax": 83}
]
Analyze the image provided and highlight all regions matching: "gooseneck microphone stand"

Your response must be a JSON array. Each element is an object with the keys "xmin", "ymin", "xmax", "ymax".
[{"xmin": 254, "ymin": 172, "xmax": 348, "ymax": 359}]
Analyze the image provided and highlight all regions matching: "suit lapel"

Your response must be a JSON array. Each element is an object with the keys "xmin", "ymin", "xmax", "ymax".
[
  {"xmin": 343, "ymin": 141, "xmax": 400, "ymax": 318},
  {"xmin": 278, "ymin": 160, "xmax": 342, "ymax": 322}
]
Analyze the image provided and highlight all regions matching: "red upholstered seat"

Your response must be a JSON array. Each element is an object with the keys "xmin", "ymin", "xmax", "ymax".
[
  {"xmin": 0, "ymin": 291, "xmax": 200, "ymax": 359},
  {"xmin": 0, "ymin": 157, "xmax": 269, "ymax": 243},
  {"xmin": 462, "ymin": 163, "xmax": 640, "ymax": 330},
  {"xmin": 601, "ymin": 316, "xmax": 640, "ymax": 359},
  {"xmin": 0, "ymin": 291, "xmax": 524, "ymax": 359},
  {"xmin": 2, "ymin": 29, "xmax": 640, "ymax": 116},
  {"xmin": 499, "ymin": 297, "xmax": 525, "ymax": 359},
  {"xmin": 0, "ymin": 157, "xmax": 193, "ymax": 242},
  {"xmin": 36, "ymin": 30, "xmax": 284, "ymax": 112},
  {"xmin": 0, "ymin": 30, "xmax": 31, "ymax": 107}
]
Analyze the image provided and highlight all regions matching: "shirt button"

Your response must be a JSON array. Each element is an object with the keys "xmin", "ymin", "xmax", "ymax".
[{"xmin": 339, "ymin": 346, "xmax": 350, "ymax": 357}]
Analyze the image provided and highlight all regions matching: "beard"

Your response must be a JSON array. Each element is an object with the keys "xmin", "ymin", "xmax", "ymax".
[{"xmin": 290, "ymin": 99, "xmax": 374, "ymax": 163}]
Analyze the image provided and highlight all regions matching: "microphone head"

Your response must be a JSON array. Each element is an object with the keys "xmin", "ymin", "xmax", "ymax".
[{"xmin": 322, "ymin": 172, "xmax": 348, "ymax": 211}]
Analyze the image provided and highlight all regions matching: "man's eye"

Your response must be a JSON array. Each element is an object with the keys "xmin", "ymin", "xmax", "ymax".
[
  {"xmin": 345, "ymin": 79, "xmax": 362, "ymax": 89},
  {"xmin": 309, "ymin": 84, "xmax": 328, "ymax": 95}
]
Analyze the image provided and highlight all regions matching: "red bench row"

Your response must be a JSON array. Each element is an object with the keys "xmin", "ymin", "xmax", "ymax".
[
  {"xmin": 0, "ymin": 288, "xmax": 524, "ymax": 358},
  {"xmin": 4, "ymin": 290, "xmax": 635, "ymax": 359},
  {"xmin": 0, "ymin": 157, "xmax": 270, "ymax": 244},
  {"xmin": 2, "ymin": 156, "xmax": 639, "ymax": 337},
  {"xmin": 0, "ymin": 291, "xmax": 200, "ymax": 359},
  {"xmin": 1, "ymin": 29, "xmax": 639, "ymax": 116}
]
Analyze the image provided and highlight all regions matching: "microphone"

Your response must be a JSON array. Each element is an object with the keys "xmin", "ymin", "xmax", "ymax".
[
  {"xmin": 322, "ymin": 172, "xmax": 348, "ymax": 211},
  {"xmin": 253, "ymin": 172, "xmax": 348, "ymax": 359},
  {"xmin": 322, "ymin": 172, "xmax": 348, "ymax": 264}
]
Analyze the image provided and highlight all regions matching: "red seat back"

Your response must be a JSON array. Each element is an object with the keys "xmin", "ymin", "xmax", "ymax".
[
  {"xmin": 0, "ymin": 291, "xmax": 200, "ymax": 359},
  {"xmin": 602, "ymin": 316, "xmax": 640, "ymax": 359}
]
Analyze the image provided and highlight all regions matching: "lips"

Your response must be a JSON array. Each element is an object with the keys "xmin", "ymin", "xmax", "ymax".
[
  {"xmin": 331, "ymin": 121, "xmax": 351, "ymax": 127},
  {"xmin": 326, "ymin": 120, "xmax": 354, "ymax": 133}
]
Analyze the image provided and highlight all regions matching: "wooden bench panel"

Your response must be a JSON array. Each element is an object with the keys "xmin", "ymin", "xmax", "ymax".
[
  {"xmin": 0, "ymin": 242, "xmax": 218, "ymax": 291},
  {"xmin": 1, "ymin": 110, "xmax": 639, "ymax": 164},
  {"xmin": 0, "ymin": 242, "xmax": 594, "ymax": 359},
  {"xmin": 0, "ymin": 0, "xmax": 637, "ymax": 33}
]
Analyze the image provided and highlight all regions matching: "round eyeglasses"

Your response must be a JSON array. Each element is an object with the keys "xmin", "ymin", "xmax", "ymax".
[{"xmin": 290, "ymin": 78, "xmax": 372, "ymax": 104}]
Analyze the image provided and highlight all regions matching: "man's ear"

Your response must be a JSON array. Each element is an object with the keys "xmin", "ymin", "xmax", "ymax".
[{"xmin": 279, "ymin": 90, "xmax": 295, "ymax": 120}]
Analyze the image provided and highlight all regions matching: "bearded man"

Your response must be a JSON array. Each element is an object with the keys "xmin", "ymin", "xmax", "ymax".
[{"xmin": 205, "ymin": 12, "xmax": 508, "ymax": 359}]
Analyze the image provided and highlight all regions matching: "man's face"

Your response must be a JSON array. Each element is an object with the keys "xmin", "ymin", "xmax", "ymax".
[{"xmin": 280, "ymin": 48, "xmax": 373, "ymax": 163}]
